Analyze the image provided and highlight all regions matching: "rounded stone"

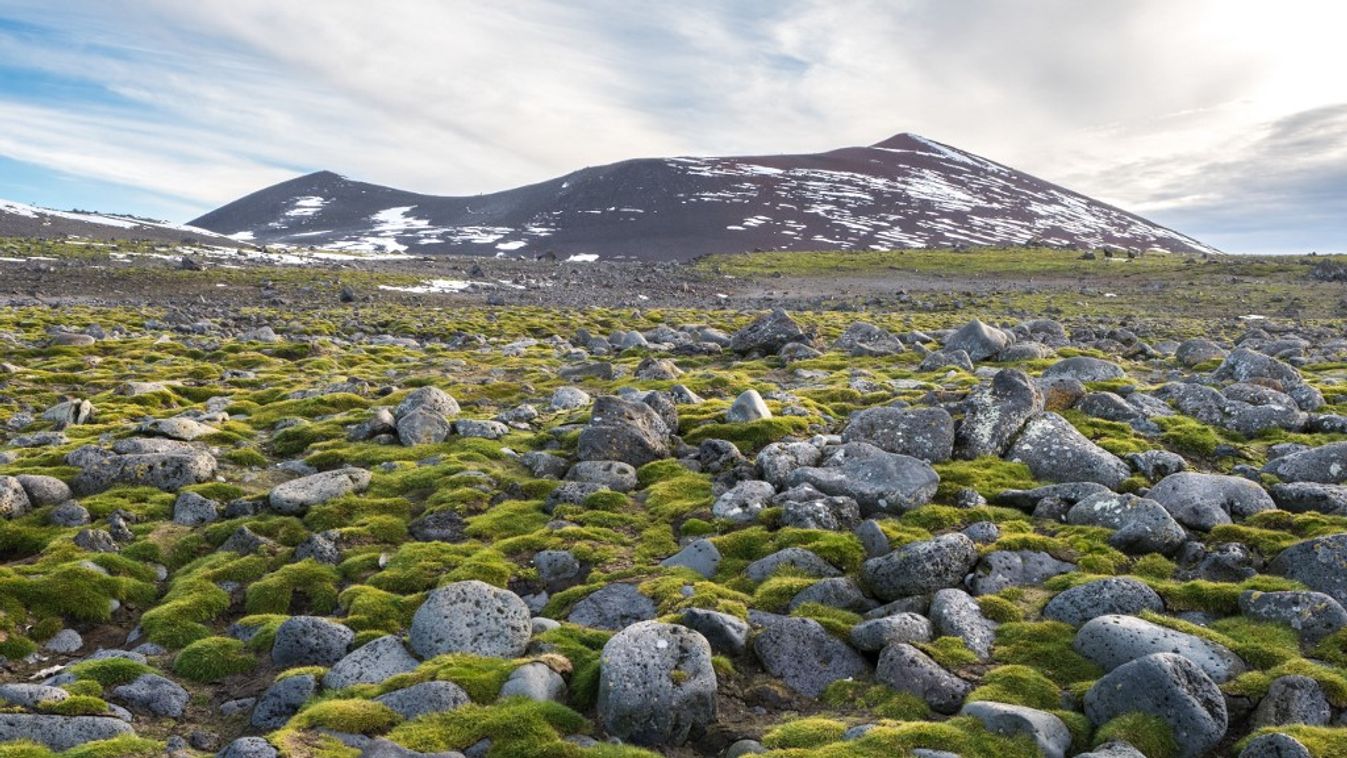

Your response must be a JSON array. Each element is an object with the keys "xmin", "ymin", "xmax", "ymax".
[{"xmin": 409, "ymin": 580, "xmax": 532, "ymax": 659}]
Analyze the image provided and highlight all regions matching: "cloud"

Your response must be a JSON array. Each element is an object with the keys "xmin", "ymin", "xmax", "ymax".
[{"xmin": 0, "ymin": 0, "xmax": 1344, "ymax": 250}]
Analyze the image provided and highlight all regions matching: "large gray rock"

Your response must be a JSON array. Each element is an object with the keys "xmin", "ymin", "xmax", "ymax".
[
  {"xmin": 834, "ymin": 322, "xmax": 904, "ymax": 356},
  {"xmin": 15, "ymin": 474, "xmax": 71, "ymax": 507},
  {"xmin": 1074, "ymin": 614, "xmax": 1245, "ymax": 683},
  {"xmin": 788, "ymin": 441, "xmax": 938, "ymax": 516},
  {"xmin": 271, "ymin": 616, "xmax": 354, "ymax": 667},
  {"xmin": 711, "ymin": 480, "xmax": 776, "ymax": 524},
  {"xmin": 269, "ymin": 467, "xmax": 371, "ymax": 515},
  {"xmin": 0, "ymin": 714, "xmax": 134, "ymax": 751},
  {"xmin": 1044, "ymin": 578, "xmax": 1166, "ymax": 627},
  {"xmin": 0, "ymin": 476, "xmax": 31, "ymax": 518},
  {"xmin": 567, "ymin": 583, "xmax": 657, "ymax": 631},
  {"xmin": 960, "ymin": 701, "xmax": 1072, "ymax": 758},
  {"xmin": 967, "ymin": 550, "xmax": 1074, "ymax": 596},
  {"xmin": 1147, "ymin": 472, "xmax": 1275, "ymax": 531},
  {"xmin": 565, "ymin": 460, "xmax": 638, "ymax": 492},
  {"xmin": 1240, "ymin": 733, "xmax": 1313, "ymax": 758},
  {"xmin": 681, "ymin": 608, "xmax": 750, "ymax": 656},
  {"xmin": 172, "ymin": 491, "xmax": 220, "ymax": 527},
  {"xmin": 375, "ymin": 681, "xmax": 471, "ymax": 719},
  {"xmin": 395, "ymin": 386, "xmax": 461, "ymax": 419},
  {"xmin": 1006, "ymin": 412, "xmax": 1129, "ymax": 489},
  {"xmin": 251, "ymin": 674, "xmax": 316, "ymax": 729},
  {"xmin": 753, "ymin": 617, "xmax": 869, "ymax": 698},
  {"xmin": 1083, "ymin": 653, "xmax": 1227, "ymax": 758},
  {"xmin": 1250, "ymin": 675, "xmax": 1331, "ymax": 728},
  {"xmin": 863, "ymin": 533, "xmax": 978, "ymax": 601},
  {"xmin": 1066, "ymin": 492, "xmax": 1187, "ymax": 555},
  {"xmin": 597, "ymin": 621, "xmax": 717, "ymax": 746},
  {"xmin": 111, "ymin": 673, "xmax": 189, "ymax": 718},
  {"xmin": 410, "ymin": 580, "xmax": 532, "ymax": 658},
  {"xmin": 218, "ymin": 736, "xmax": 280, "ymax": 758},
  {"xmin": 745, "ymin": 547, "xmax": 841, "ymax": 583},
  {"xmin": 849, "ymin": 612, "xmax": 933, "ymax": 652},
  {"xmin": 1175, "ymin": 338, "xmax": 1227, "ymax": 367},
  {"xmin": 729, "ymin": 309, "xmax": 806, "ymax": 355},
  {"xmin": 1269, "ymin": 533, "xmax": 1347, "ymax": 606},
  {"xmin": 1270, "ymin": 482, "xmax": 1347, "ymax": 515},
  {"xmin": 323, "ymin": 635, "xmax": 420, "ymax": 689},
  {"xmin": 70, "ymin": 440, "xmax": 217, "ymax": 494},
  {"xmin": 929, "ymin": 588, "xmax": 997, "ymax": 659},
  {"xmin": 756, "ymin": 441, "xmax": 822, "ymax": 488},
  {"xmin": 577, "ymin": 395, "xmax": 672, "ymax": 467},
  {"xmin": 1042, "ymin": 356, "xmax": 1125, "ymax": 383},
  {"xmin": 1263, "ymin": 442, "xmax": 1347, "ymax": 484},
  {"xmin": 875, "ymin": 643, "xmax": 970, "ymax": 714},
  {"xmin": 397, "ymin": 408, "xmax": 453, "ymax": 446},
  {"xmin": 955, "ymin": 369, "xmax": 1044, "ymax": 459},
  {"xmin": 660, "ymin": 539, "xmax": 721, "ymax": 579},
  {"xmin": 0, "ymin": 684, "xmax": 69, "ymax": 709},
  {"xmin": 945, "ymin": 319, "xmax": 1011, "ymax": 362},
  {"xmin": 842, "ymin": 406, "xmax": 954, "ymax": 463},
  {"xmin": 1238, "ymin": 589, "xmax": 1347, "ymax": 643},
  {"xmin": 727, "ymin": 390, "xmax": 772, "ymax": 423},
  {"xmin": 1212, "ymin": 348, "xmax": 1323, "ymax": 411}
]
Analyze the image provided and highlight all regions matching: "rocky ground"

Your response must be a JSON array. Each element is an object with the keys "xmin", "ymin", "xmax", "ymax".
[{"xmin": 1, "ymin": 239, "xmax": 1347, "ymax": 758}]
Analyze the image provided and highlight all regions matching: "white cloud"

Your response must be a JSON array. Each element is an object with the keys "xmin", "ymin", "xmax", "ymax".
[{"xmin": 0, "ymin": 0, "xmax": 1344, "ymax": 250}]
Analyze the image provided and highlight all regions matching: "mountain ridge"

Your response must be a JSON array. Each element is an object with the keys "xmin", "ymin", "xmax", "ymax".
[{"xmin": 189, "ymin": 133, "xmax": 1220, "ymax": 260}]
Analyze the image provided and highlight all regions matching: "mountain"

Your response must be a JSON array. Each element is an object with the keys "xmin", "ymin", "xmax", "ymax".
[
  {"xmin": 191, "ymin": 133, "xmax": 1219, "ymax": 260},
  {"xmin": 0, "ymin": 198, "xmax": 236, "ymax": 246}
]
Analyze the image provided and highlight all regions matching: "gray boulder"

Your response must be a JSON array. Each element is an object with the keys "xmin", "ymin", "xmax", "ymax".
[
  {"xmin": 397, "ymin": 408, "xmax": 453, "ymax": 445},
  {"xmin": 577, "ymin": 395, "xmax": 672, "ymax": 467},
  {"xmin": 567, "ymin": 583, "xmax": 657, "ymax": 631},
  {"xmin": 955, "ymin": 369, "xmax": 1044, "ymax": 459},
  {"xmin": 711, "ymin": 480, "xmax": 776, "ymax": 524},
  {"xmin": 498, "ymin": 662, "xmax": 567, "ymax": 702},
  {"xmin": 834, "ymin": 322, "xmax": 904, "ymax": 356},
  {"xmin": 565, "ymin": 461, "xmax": 637, "ymax": 492},
  {"xmin": 660, "ymin": 539, "xmax": 721, "ymax": 579},
  {"xmin": 271, "ymin": 616, "xmax": 354, "ymax": 667},
  {"xmin": 0, "ymin": 714, "xmax": 133, "ymax": 751},
  {"xmin": 960, "ymin": 701, "xmax": 1072, "ymax": 758},
  {"xmin": 729, "ymin": 309, "xmax": 806, "ymax": 355},
  {"xmin": 875, "ymin": 643, "xmax": 970, "ymax": 714},
  {"xmin": 1240, "ymin": 733, "xmax": 1313, "ymax": 758},
  {"xmin": 410, "ymin": 580, "xmax": 532, "ymax": 658},
  {"xmin": 395, "ymin": 386, "xmax": 460, "ymax": 419},
  {"xmin": 1066, "ymin": 492, "xmax": 1187, "ymax": 555},
  {"xmin": 218, "ymin": 736, "xmax": 280, "ymax": 758},
  {"xmin": 1006, "ymin": 412, "xmax": 1129, "ymax": 489},
  {"xmin": 15, "ymin": 475, "xmax": 71, "ymax": 506},
  {"xmin": 323, "ymin": 635, "xmax": 420, "ymax": 689},
  {"xmin": 842, "ymin": 406, "xmax": 954, "ymax": 462},
  {"xmin": 1270, "ymin": 482, "xmax": 1347, "ymax": 515},
  {"xmin": 1147, "ymin": 472, "xmax": 1275, "ymax": 531},
  {"xmin": 756, "ymin": 442, "xmax": 822, "ymax": 488},
  {"xmin": 269, "ymin": 467, "xmax": 371, "ymax": 515},
  {"xmin": 849, "ymin": 613, "xmax": 933, "ymax": 652},
  {"xmin": 1263, "ymin": 442, "xmax": 1347, "ymax": 484},
  {"xmin": 375, "ymin": 681, "xmax": 470, "ymax": 719},
  {"xmin": 1269, "ymin": 533, "xmax": 1347, "ymax": 606},
  {"xmin": 1250, "ymin": 675, "xmax": 1331, "ymax": 728},
  {"xmin": 0, "ymin": 476, "xmax": 31, "ymax": 518},
  {"xmin": 745, "ymin": 547, "xmax": 841, "ymax": 583},
  {"xmin": 1238, "ymin": 589, "xmax": 1347, "ymax": 643},
  {"xmin": 1074, "ymin": 614, "xmax": 1245, "ymax": 683},
  {"xmin": 1212, "ymin": 348, "xmax": 1322, "ymax": 411},
  {"xmin": 1175, "ymin": 339, "xmax": 1227, "ymax": 367},
  {"xmin": 597, "ymin": 621, "xmax": 717, "ymax": 746},
  {"xmin": 727, "ymin": 390, "xmax": 771, "ymax": 422},
  {"xmin": 788, "ymin": 441, "xmax": 938, "ymax": 516},
  {"xmin": 173, "ymin": 491, "xmax": 220, "ymax": 527},
  {"xmin": 1042, "ymin": 356, "xmax": 1125, "ymax": 383},
  {"xmin": 680, "ymin": 608, "xmax": 749, "ymax": 656},
  {"xmin": 752, "ymin": 617, "xmax": 870, "ymax": 698},
  {"xmin": 111, "ymin": 673, "xmax": 189, "ymax": 718},
  {"xmin": 945, "ymin": 319, "xmax": 1011, "ymax": 362},
  {"xmin": 70, "ymin": 440, "xmax": 216, "ymax": 494},
  {"xmin": 863, "ymin": 533, "xmax": 978, "ymax": 601},
  {"xmin": 251, "ymin": 674, "xmax": 316, "ymax": 729},
  {"xmin": 1043, "ymin": 578, "xmax": 1165, "ymax": 627},
  {"xmin": 967, "ymin": 550, "xmax": 1074, "ymax": 596},
  {"xmin": 1083, "ymin": 653, "xmax": 1227, "ymax": 758},
  {"xmin": 929, "ymin": 588, "xmax": 997, "ymax": 659}
]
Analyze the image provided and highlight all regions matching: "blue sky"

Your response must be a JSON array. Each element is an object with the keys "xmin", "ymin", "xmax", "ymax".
[{"xmin": 1, "ymin": 1, "xmax": 1345, "ymax": 252}]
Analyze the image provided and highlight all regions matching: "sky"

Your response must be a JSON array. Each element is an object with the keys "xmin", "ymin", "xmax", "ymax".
[{"xmin": 0, "ymin": 1, "xmax": 1345, "ymax": 253}]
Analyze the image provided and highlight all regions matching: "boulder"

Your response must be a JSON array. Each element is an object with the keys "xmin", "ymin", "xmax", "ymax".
[
  {"xmin": 1074, "ymin": 614, "xmax": 1245, "ymax": 683},
  {"xmin": 375, "ymin": 681, "xmax": 471, "ymax": 720},
  {"xmin": 842, "ymin": 406, "xmax": 954, "ymax": 462},
  {"xmin": 251, "ymin": 674, "xmax": 316, "ymax": 729},
  {"xmin": 849, "ymin": 613, "xmax": 934, "ymax": 652},
  {"xmin": 1269, "ymin": 533, "xmax": 1347, "ymax": 606},
  {"xmin": 1262, "ymin": 442, "xmax": 1347, "ymax": 484},
  {"xmin": 967, "ymin": 550, "xmax": 1074, "ymax": 596},
  {"xmin": 788, "ymin": 441, "xmax": 938, "ymax": 516},
  {"xmin": 271, "ymin": 616, "xmax": 354, "ymax": 667},
  {"xmin": 729, "ymin": 309, "xmax": 806, "ymax": 355},
  {"xmin": 711, "ymin": 480, "xmax": 776, "ymax": 524},
  {"xmin": 395, "ymin": 386, "xmax": 460, "ymax": 419},
  {"xmin": 1250, "ymin": 675, "xmax": 1331, "ymax": 727},
  {"xmin": 218, "ymin": 737, "xmax": 280, "ymax": 758},
  {"xmin": 1212, "ymin": 348, "xmax": 1322, "ymax": 411},
  {"xmin": 875, "ymin": 643, "xmax": 970, "ymax": 714},
  {"xmin": 1043, "ymin": 578, "xmax": 1166, "ymax": 627},
  {"xmin": 727, "ymin": 390, "xmax": 772, "ymax": 422},
  {"xmin": 0, "ymin": 714, "xmax": 134, "ymax": 752},
  {"xmin": 834, "ymin": 322, "xmax": 904, "ymax": 356},
  {"xmin": 745, "ymin": 547, "xmax": 841, "ymax": 583},
  {"xmin": 111, "ymin": 673, "xmax": 189, "ymax": 718},
  {"xmin": 945, "ymin": 319, "xmax": 1011, "ymax": 362},
  {"xmin": 597, "ymin": 621, "xmax": 717, "ymax": 746},
  {"xmin": 323, "ymin": 635, "xmax": 420, "ymax": 689},
  {"xmin": 268, "ymin": 467, "xmax": 371, "ymax": 515},
  {"xmin": 1147, "ymin": 472, "xmax": 1275, "ymax": 531},
  {"xmin": 681, "ymin": 608, "xmax": 749, "ymax": 656},
  {"xmin": 1083, "ymin": 653, "xmax": 1227, "ymax": 758},
  {"xmin": 660, "ymin": 539, "xmax": 721, "ymax": 579},
  {"xmin": 1240, "ymin": 733, "xmax": 1313, "ymax": 758},
  {"xmin": 1041, "ymin": 356, "xmax": 1125, "ymax": 383},
  {"xmin": 752, "ymin": 617, "xmax": 870, "ymax": 698},
  {"xmin": 1238, "ymin": 590, "xmax": 1347, "ymax": 643},
  {"xmin": 397, "ymin": 409, "xmax": 453, "ymax": 445},
  {"xmin": 955, "ymin": 369, "xmax": 1044, "ymax": 459},
  {"xmin": 960, "ymin": 701, "xmax": 1072, "ymax": 758},
  {"xmin": 409, "ymin": 581, "xmax": 532, "ymax": 658},
  {"xmin": 1006, "ymin": 413, "xmax": 1129, "ymax": 489},
  {"xmin": 929, "ymin": 588, "xmax": 997, "ymax": 659},
  {"xmin": 0, "ymin": 476, "xmax": 31, "ymax": 518},
  {"xmin": 1066, "ymin": 492, "xmax": 1187, "ymax": 555},
  {"xmin": 577, "ymin": 396, "xmax": 672, "ymax": 467},
  {"xmin": 567, "ymin": 583, "xmax": 657, "ymax": 631},
  {"xmin": 863, "ymin": 533, "xmax": 978, "ymax": 601}
]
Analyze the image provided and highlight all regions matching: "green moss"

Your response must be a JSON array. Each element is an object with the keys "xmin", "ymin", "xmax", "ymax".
[
  {"xmin": 820, "ymin": 680, "xmax": 930, "ymax": 720},
  {"xmin": 1093, "ymin": 712, "xmax": 1178, "ymax": 758},
  {"xmin": 967, "ymin": 665, "xmax": 1063, "ymax": 710},
  {"xmin": 173, "ymin": 636, "xmax": 257, "ymax": 682},
  {"xmin": 38, "ymin": 695, "xmax": 110, "ymax": 716},
  {"xmin": 681, "ymin": 416, "xmax": 812, "ymax": 453},
  {"xmin": 993, "ymin": 621, "xmax": 1101, "ymax": 686},
  {"xmin": 1153, "ymin": 415, "xmax": 1225, "ymax": 457},
  {"xmin": 933, "ymin": 458, "xmax": 1038, "ymax": 500},
  {"xmin": 384, "ymin": 698, "xmax": 596, "ymax": 757},
  {"xmin": 919, "ymin": 636, "xmax": 980, "ymax": 669},
  {"xmin": 791, "ymin": 602, "xmax": 862, "ymax": 637},
  {"xmin": 978, "ymin": 595, "xmax": 1025, "ymax": 623},
  {"xmin": 294, "ymin": 699, "xmax": 401, "ymax": 733},
  {"xmin": 535, "ymin": 625, "xmax": 611, "ymax": 709},
  {"xmin": 68, "ymin": 657, "xmax": 154, "ymax": 687},
  {"xmin": 762, "ymin": 718, "xmax": 848, "ymax": 749},
  {"xmin": 245, "ymin": 559, "xmax": 340, "ymax": 615},
  {"xmin": 1237, "ymin": 725, "xmax": 1347, "ymax": 757}
]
